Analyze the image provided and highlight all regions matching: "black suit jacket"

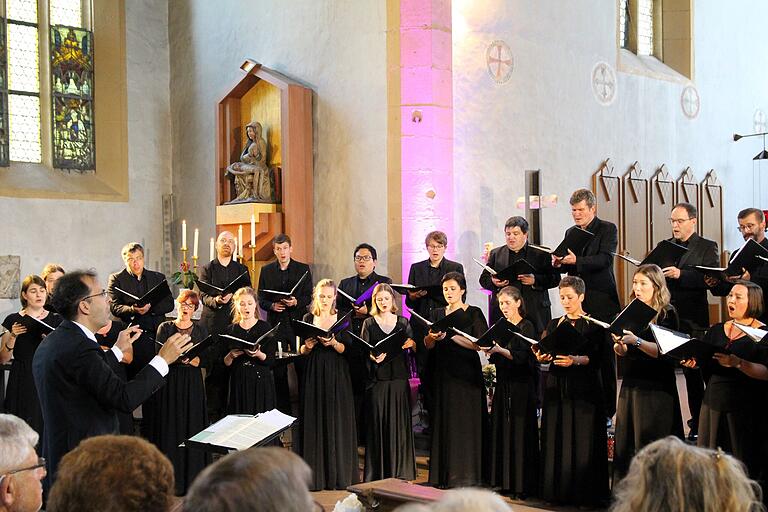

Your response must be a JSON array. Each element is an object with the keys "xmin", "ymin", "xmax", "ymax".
[
  {"xmin": 198, "ymin": 258, "xmax": 250, "ymax": 335},
  {"xmin": 666, "ymin": 233, "xmax": 719, "ymax": 335},
  {"xmin": 338, "ymin": 271, "xmax": 393, "ymax": 335},
  {"xmin": 32, "ymin": 320, "xmax": 166, "ymax": 486},
  {"xmin": 405, "ymin": 258, "xmax": 464, "ymax": 317},
  {"xmin": 561, "ymin": 217, "xmax": 621, "ymax": 322},
  {"xmin": 479, "ymin": 243, "xmax": 560, "ymax": 337},
  {"xmin": 257, "ymin": 259, "xmax": 313, "ymax": 341},
  {"xmin": 107, "ymin": 268, "xmax": 174, "ymax": 373}
]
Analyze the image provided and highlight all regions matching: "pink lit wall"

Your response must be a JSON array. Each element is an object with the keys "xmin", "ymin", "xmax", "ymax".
[{"xmin": 399, "ymin": 0, "xmax": 454, "ymax": 283}]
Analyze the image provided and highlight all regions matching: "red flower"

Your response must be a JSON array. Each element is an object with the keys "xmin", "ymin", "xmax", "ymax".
[{"xmin": 180, "ymin": 261, "xmax": 190, "ymax": 272}]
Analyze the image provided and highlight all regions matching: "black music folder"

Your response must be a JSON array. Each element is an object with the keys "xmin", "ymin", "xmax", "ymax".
[
  {"xmin": 553, "ymin": 227, "xmax": 594, "ymax": 258},
  {"xmin": 348, "ymin": 329, "xmax": 408, "ymax": 358},
  {"xmin": 605, "ymin": 298, "xmax": 658, "ymax": 336},
  {"xmin": 219, "ymin": 323, "xmax": 281, "ymax": 351},
  {"xmin": 728, "ymin": 239, "xmax": 768, "ymax": 274},
  {"xmin": 337, "ymin": 283, "xmax": 379, "ymax": 310},
  {"xmin": 390, "ymin": 283, "xmax": 444, "ymax": 302},
  {"xmin": 650, "ymin": 324, "xmax": 710, "ymax": 361},
  {"xmin": 474, "ymin": 257, "xmax": 536, "ymax": 282},
  {"xmin": 185, "ymin": 409, "xmax": 297, "ymax": 454},
  {"xmin": 113, "ymin": 279, "xmax": 172, "ymax": 309},
  {"xmin": 260, "ymin": 271, "xmax": 310, "ymax": 301},
  {"xmin": 537, "ymin": 320, "xmax": 588, "ymax": 356},
  {"xmin": 451, "ymin": 318, "xmax": 518, "ymax": 348},
  {"xmin": 407, "ymin": 307, "xmax": 470, "ymax": 334},
  {"xmin": 196, "ymin": 271, "xmax": 251, "ymax": 297},
  {"xmin": 291, "ymin": 310, "xmax": 352, "ymax": 339},
  {"xmin": 613, "ymin": 240, "xmax": 688, "ymax": 269},
  {"xmin": 179, "ymin": 335, "xmax": 216, "ymax": 360},
  {"xmin": 17, "ymin": 314, "xmax": 56, "ymax": 339}
]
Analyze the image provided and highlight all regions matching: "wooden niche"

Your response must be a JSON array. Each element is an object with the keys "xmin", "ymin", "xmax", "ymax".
[{"xmin": 215, "ymin": 60, "xmax": 314, "ymax": 283}]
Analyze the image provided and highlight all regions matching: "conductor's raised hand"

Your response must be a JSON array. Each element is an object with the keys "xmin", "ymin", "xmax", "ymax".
[
  {"xmin": 158, "ymin": 333, "xmax": 192, "ymax": 365},
  {"xmin": 115, "ymin": 325, "xmax": 142, "ymax": 357}
]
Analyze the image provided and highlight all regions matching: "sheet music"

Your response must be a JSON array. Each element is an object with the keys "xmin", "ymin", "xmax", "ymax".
[
  {"xmin": 191, "ymin": 409, "xmax": 297, "ymax": 451},
  {"xmin": 651, "ymin": 324, "xmax": 690, "ymax": 354}
]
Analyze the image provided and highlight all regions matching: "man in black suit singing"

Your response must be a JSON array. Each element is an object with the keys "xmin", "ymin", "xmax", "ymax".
[
  {"xmin": 32, "ymin": 270, "xmax": 190, "ymax": 489},
  {"xmin": 554, "ymin": 188, "xmax": 620, "ymax": 419},
  {"xmin": 107, "ymin": 242, "xmax": 175, "ymax": 379},
  {"xmin": 661, "ymin": 202, "xmax": 720, "ymax": 440},
  {"xmin": 479, "ymin": 216, "xmax": 560, "ymax": 337}
]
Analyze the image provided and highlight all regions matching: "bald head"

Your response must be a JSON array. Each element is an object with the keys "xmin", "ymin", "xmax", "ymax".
[{"xmin": 216, "ymin": 231, "xmax": 235, "ymax": 261}]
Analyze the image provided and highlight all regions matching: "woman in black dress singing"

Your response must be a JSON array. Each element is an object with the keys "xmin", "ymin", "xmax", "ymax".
[
  {"xmin": 361, "ymin": 283, "xmax": 417, "ymax": 481},
  {"xmin": 682, "ymin": 280, "xmax": 768, "ymax": 480},
  {"xmin": 611, "ymin": 264, "xmax": 683, "ymax": 480},
  {"xmin": 299, "ymin": 279, "xmax": 359, "ymax": 490},
  {"xmin": 424, "ymin": 271, "xmax": 488, "ymax": 488},
  {"xmin": 536, "ymin": 276, "xmax": 608, "ymax": 507},
  {"xmin": 1, "ymin": 274, "xmax": 62, "ymax": 438},
  {"xmin": 223, "ymin": 287, "xmax": 276, "ymax": 414},
  {"xmin": 481, "ymin": 286, "xmax": 538, "ymax": 498},
  {"xmin": 150, "ymin": 289, "xmax": 210, "ymax": 495}
]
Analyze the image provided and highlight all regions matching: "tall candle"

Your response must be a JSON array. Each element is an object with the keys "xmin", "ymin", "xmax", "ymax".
[
  {"xmin": 238, "ymin": 225, "xmax": 244, "ymax": 255},
  {"xmin": 209, "ymin": 237, "xmax": 215, "ymax": 261},
  {"xmin": 234, "ymin": 237, "xmax": 238, "ymax": 259},
  {"xmin": 181, "ymin": 220, "xmax": 187, "ymax": 250},
  {"xmin": 193, "ymin": 228, "xmax": 199, "ymax": 258},
  {"xmin": 250, "ymin": 214, "xmax": 256, "ymax": 248}
]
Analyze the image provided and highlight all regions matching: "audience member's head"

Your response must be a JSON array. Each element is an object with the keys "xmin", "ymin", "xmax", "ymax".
[
  {"xmin": 183, "ymin": 447, "xmax": 314, "ymax": 512},
  {"xmin": 47, "ymin": 435, "xmax": 174, "ymax": 512},
  {"xmin": 393, "ymin": 488, "xmax": 511, "ymax": 512},
  {"xmin": 611, "ymin": 436, "xmax": 763, "ymax": 512},
  {"xmin": 0, "ymin": 415, "xmax": 45, "ymax": 512}
]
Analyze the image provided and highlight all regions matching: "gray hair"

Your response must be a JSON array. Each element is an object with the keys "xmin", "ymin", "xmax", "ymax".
[
  {"xmin": 432, "ymin": 489, "xmax": 511, "ymax": 512},
  {"xmin": 0, "ymin": 414, "xmax": 38, "ymax": 472},
  {"xmin": 570, "ymin": 188, "xmax": 596, "ymax": 207}
]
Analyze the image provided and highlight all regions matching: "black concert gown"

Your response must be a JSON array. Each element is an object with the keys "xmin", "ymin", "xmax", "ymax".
[
  {"xmin": 147, "ymin": 321, "xmax": 210, "ymax": 495},
  {"xmin": 361, "ymin": 315, "xmax": 416, "ymax": 481},
  {"xmin": 299, "ymin": 312, "xmax": 359, "ymax": 490},
  {"xmin": 613, "ymin": 306, "xmax": 684, "ymax": 481},
  {"xmin": 539, "ymin": 316, "xmax": 609, "ymax": 507},
  {"xmin": 427, "ymin": 305, "xmax": 488, "ymax": 488},
  {"xmin": 225, "ymin": 321, "xmax": 277, "ymax": 415},
  {"xmin": 488, "ymin": 317, "xmax": 539, "ymax": 495},
  {"xmin": 2, "ymin": 311, "xmax": 62, "ymax": 439}
]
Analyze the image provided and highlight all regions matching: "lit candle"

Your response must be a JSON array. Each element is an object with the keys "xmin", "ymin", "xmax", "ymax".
[
  {"xmin": 181, "ymin": 220, "xmax": 187, "ymax": 250},
  {"xmin": 238, "ymin": 225, "xmax": 244, "ymax": 255},
  {"xmin": 209, "ymin": 237, "xmax": 215, "ymax": 261},
  {"xmin": 278, "ymin": 341, "xmax": 283, "ymax": 358},
  {"xmin": 193, "ymin": 228, "xmax": 199, "ymax": 259},
  {"xmin": 296, "ymin": 335, "xmax": 300, "ymax": 354},
  {"xmin": 250, "ymin": 214, "xmax": 256, "ymax": 249},
  {"xmin": 234, "ymin": 237, "xmax": 238, "ymax": 259}
]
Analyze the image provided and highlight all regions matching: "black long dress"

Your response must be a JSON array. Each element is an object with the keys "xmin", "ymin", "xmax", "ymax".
[
  {"xmin": 148, "ymin": 321, "xmax": 210, "ymax": 495},
  {"xmin": 613, "ymin": 306, "xmax": 684, "ymax": 480},
  {"xmin": 488, "ymin": 317, "xmax": 539, "ymax": 496},
  {"xmin": 427, "ymin": 305, "xmax": 488, "ymax": 488},
  {"xmin": 698, "ymin": 323, "xmax": 765, "ymax": 479},
  {"xmin": 225, "ymin": 321, "xmax": 277, "ymax": 414},
  {"xmin": 2, "ymin": 310, "xmax": 62, "ymax": 438},
  {"xmin": 361, "ymin": 315, "xmax": 416, "ymax": 481},
  {"xmin": 539, "ymin": 316, "xmax": 609, "ymax": 507},
  {"xmin": 299, "ymin": 312, "xmax": 359, "ymax": 491},
  {"xmin": 94, "ymin": 319, "xmax": 133, "ymax": 435}
]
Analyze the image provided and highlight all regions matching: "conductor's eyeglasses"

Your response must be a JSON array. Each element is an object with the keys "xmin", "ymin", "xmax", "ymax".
[{"xmin": 82, "ymin": 290, "xmax": 108, "ymax": 301}]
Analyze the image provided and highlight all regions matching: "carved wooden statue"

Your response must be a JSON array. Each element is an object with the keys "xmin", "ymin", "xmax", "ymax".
[{"xmin": 225, "ymin": 121, "xmax": 275, "ymax": 202}]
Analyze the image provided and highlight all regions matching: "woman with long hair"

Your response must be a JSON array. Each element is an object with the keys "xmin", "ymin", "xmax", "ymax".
[
  {"xmin": 299, "ymin": 279, "xmax": 359, "ymax": 490},
  {"xmin": 612, "ymin": 264, "xmax": 683, "ymax": 480}
]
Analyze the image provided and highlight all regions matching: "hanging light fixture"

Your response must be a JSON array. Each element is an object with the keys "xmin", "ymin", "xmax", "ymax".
[{"xmin": 733, "ymin": 132, "xmax": 768, "ymax": 160}]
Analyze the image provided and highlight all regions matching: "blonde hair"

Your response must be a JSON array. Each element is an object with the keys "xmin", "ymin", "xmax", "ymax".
[
  {"xmin": 368, "ymin": 283, "xmax": 399, "ymax": 316},
  {"xmin": 612, "ymin": 436, "xmax": 763, "ymax": 512},
  {"xmin": 310, "ymin": 279, "xmax": 337, "ymax": 316},
  {"xmin": 230, "ymin": 287, "xmax": 258, "ymax": 324},
  {"xmin": 631, "ymin": 264, "xmax": 671, "ymax": 322}
]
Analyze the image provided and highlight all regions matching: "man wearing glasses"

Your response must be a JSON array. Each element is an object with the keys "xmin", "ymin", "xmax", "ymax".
[
  {"xmin": 658, "ymin": 202, "xmax": 720, "ymax": 441},
  {"xmin": 32, "ymin": 270, "xmax": 191, "ymax": 490},
  {"xmin": 0, "ymin": 414, "xmax": 45, "ymax": 512},
  {"xmin": 338, "ymin": 243, "xmax": 392, "ymax": 437}
]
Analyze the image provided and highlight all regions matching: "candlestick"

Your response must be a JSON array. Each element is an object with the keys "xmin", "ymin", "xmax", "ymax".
[
  {"xmin": 250, "ymin": 214, "xmax": 256, "ymax": 248},
  {"xmin": 209, "ymin": 237, "xmax": 215, "ymax": 262},
  {"xmin": 181, "ymin": 220, "xmax": 187, "ymax": 250},
  {"xmin": 181, "ymin": 248, "xmax": 188, "ymax": 265},
  {"xmin": 193, "ymin": 228, "xmax": 199, "ymax": 259},
  {"xmin": 192, "ymin": 255, "xmax": 198, "ymax": 271}
]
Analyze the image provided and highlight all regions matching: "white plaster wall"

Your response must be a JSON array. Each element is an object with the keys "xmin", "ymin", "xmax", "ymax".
[
  {"xmin": 0, "ymin": 0, "xmax": 171, "ymax": 317},
  {"xmin": 452, "ymin": 0, "xmax": 768, "ymax": 311},
  {"xmin": 167, "ymin": 0, "xmax": 388, "ymax": 282}
]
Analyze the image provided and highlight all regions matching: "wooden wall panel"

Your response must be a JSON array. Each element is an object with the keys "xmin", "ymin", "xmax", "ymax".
[
  {"xmin": 592, "ymin": 159, "xmax": 622, "ymax": 300},
  {"xmin": 676, "ymin": 167, "xmax": 700, "ymax": 235},
  {"xmin": 621, "ymin": 162, "xmax": 649, "ymax": 305},
  {"xmin": 650, "ymin": 165, "xmax": 676, "ymax": 246},
  {"xmin": 700, "ymin": 169, "xmax": 725, "ymax": 323}
]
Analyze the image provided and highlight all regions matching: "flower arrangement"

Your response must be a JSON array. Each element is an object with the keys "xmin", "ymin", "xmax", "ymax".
[
  {"xmin": 171, "ymin": 260, "xmax": 198, "ymax": 289},
  {"xmin": 482, "ymin": 363, "xmax": 496, "ymax": 389}
]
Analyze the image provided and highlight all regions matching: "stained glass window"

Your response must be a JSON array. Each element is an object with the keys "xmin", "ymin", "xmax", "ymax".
[
  {"xmin": 0, "ymin": 0, "xmax": 94, "ymax": 169},
  {"xmin": 619, "ymin": 0, "xmax": 630, "ymax": 50},
  {"xmin": 50, "ymin": 26, "xmax": 94, "ymax": 169}
]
